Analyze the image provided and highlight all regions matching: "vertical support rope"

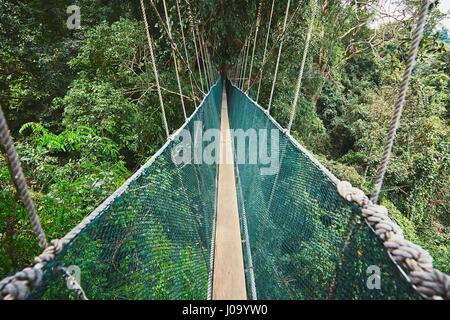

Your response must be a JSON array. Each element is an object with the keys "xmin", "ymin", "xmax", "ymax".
[
  {"xmin": 241, "ymin": 30, "xmax": 252, "ymax": 90},
  {"xmin": 162, "ymin": 0, "xmax": 187, "ymax": 120},
  {"xmin": 186, "ymin": 0, "xmax": 205, "ymax": 94},
  {"xmin": 206, "ymin": 45, "xmax": 215, "ymax": 84},
  {"xmin": 371, "ymin": 0, "xmax": 431, "ymax": 203},
  {"xmin": 267, "ymin": 0, "xmax": 290, "ymax": 112},
  {"xmin": 247, "ymin": 2, "xmax": 262, "ymax": 92},
  {"xmin": 237, "ymin": 44, "xmax": 246, "ymax": 81},
  {"xmin": 198, "ymin": 27, "xmax": 210, "ymax": 89},
  {"xmin": 238, "ymin": 38, "xmax": 248, "ymax": 89},
  {"xmin": 287, "ymin": 0, "xmax": 317, "ymax": 132},
  {"xmin": 204, "ymin": 36, "xmax": 214, "ymax": 85},
  {"xmin": 238, "ymin": 39, "xmax": 246, "ymax": 88},
  {"xmin": 140, "ymin": 0, "xmax": 170, "ymax": 138},
  {"xmin": 235, "ymin": 44, "xmax": 245, "ymax": 83},
  {"xmin": 0, "ymin": 107, "xmax": 48, "ymax": 249},
  {"xmin": 256, "ymin": 0, "xmax": 275, "ymax": 102},
  {"xmin": 176, "ymin": 0, "xmax": 197, "ymax": 104}
]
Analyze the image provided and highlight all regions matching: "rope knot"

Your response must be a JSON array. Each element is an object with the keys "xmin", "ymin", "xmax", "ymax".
[
  {"xmin": 337, "ymin": 181, "xmax": 369, "ymax": 206},
  {"xmin": 409, "ymin": 269, "xmax": 450, "ymax": 300}
]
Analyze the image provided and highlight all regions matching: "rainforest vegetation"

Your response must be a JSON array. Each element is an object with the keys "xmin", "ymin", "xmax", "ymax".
[{"xmin": 0, "ymin": 0, "xmax": 448, "ymax": 283}]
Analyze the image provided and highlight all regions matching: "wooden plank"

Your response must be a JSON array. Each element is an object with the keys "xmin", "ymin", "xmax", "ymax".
[{"xmin": 212, "ymin": 82, "xmax": 247, "ymax": 300}]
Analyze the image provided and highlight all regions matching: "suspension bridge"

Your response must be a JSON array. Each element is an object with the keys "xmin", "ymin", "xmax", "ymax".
[{"xmin": 0, "ymin": 0, "xmax": 448, "ymax": 300}]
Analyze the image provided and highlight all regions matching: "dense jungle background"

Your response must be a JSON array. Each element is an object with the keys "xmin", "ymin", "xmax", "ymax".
[{"xmin": 0, "ymin": 0, "xmax": 448, "ymax": 278}]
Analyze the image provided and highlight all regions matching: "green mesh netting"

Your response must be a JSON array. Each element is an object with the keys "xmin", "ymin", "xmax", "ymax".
[
  {"xmin": 26, "ymin": 79, "xmax": 421, "ymax": 300},
  {"xmin": 29, "ymin": 81, "xmax": 223, "ymax": 300},
  {"xmin": 226, "ymin": 80, "xmax": 421, "ymax": 300}
]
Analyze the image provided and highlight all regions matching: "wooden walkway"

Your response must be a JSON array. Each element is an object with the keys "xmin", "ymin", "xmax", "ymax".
[{"xmin": 212, "ymin": 82, "xmax": 247, "ymax": 300}]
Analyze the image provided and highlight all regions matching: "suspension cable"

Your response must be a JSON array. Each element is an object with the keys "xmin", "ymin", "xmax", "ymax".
[
  {"xmin": 241, "ymin": 28, "xmax": 253, "ymax": 90},
  {"xmin": 186, "ymin": 0, "xmax": 205, "ymax": 94},
  {"xmin": 197, "ymin": 27, "xmax": 210, "ymax": 89},
  {"xmin": 149, "ymin": 0, "xmax": 203, "ymax": 96},
  {"xmin": 267, "ymin": 0, "xmax": 291, "ymax": 112},
  {"xmin": 247, "ymin": 2, "xmax": 262, "ymax": 92},
  {"xmin": 371, "ymin": 0, "xmax": 431, "ymax": 203},
  {"xmin": 0, "ymin": 107, "xmax": 48, "ymax": 249},
  {"xmin": 287, "ymin": 0, "xmax": 318, "ymax": 132},
  {"xmin": 248, "ymin": 0, "xmax": 303, "ymax": 93},
  {"xmin": 234, "ymin": 42, "xmax": 245, "ymax": 83},
  {"xmin": 206, "ymin": 43, "xmax": 215, "ymax": 84},
  {"xmin": 161, "ymin": 0, "xmax": 187, "ymax": 120},
  {"xmin": 176, "ymin": 0, "xmax": 197, "ymax": 104},
  {"xmin": 256, "ymin": 0, "xmax": 275, "ymax": 102},
  {"xmin": 237, "ymin": 38, "xmax": 246, "ymax": 88},
  {"xmin": 237, "ymin": 38, "xmax": 248, "ymax": 87},
  {"xmin": 203, "ymin": 32, "xmax": 214, "ymax": 86},
  {"xmin": 140, "ymin": 0, "xmax": 169, "ymax": 138}
]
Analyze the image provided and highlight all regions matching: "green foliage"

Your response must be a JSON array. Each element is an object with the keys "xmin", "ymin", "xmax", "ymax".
[{"xmin": 0, "ymin": 0, "xmax": 448, "ymax": 296}]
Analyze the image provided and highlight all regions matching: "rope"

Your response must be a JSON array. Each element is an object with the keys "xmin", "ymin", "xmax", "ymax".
[
  {"xmin": 239, "ymin": 38, "xmax": 249, "ymax": 88},
  {"xmin": 246, "ymin": 1, "xmax": 304, "ymax": 91},
  {"xmin": 241, "ymin": 29, "xmax": 252, "ymax": 90},
  {"xmin": 176, "ymin": 0, "xmax": 197, "ymax": 104},
  {"xmin": 247, "ymin": 2, "xmax": 262, "ymax": 92},
  {"xmin": 0, "ymin": 107, "xmax": 48, "ymax": 249},
  {"xmin": 234, "ymin": 43, "xmax": 245, "ymax": 83},
  {"xmin": 371, "ymin": 0, "xmax": 431, "ymax": 203},
  {"xmin": 267, "ymin": 0, "xmax": 291, "ymax": 112},
  {"xmin": 337, "ymin": 181, "xmax": 450, "ymax": 300},
  {"xmin": 186, "ymin": 0, "xmax": 205, "ymax": 93},
  {"xmin": 287, "ymin": 0, "xmax": 317, "ymax": 132},
  {"xmin": 140, "ymin": 0, "xmax": 170, "ymax": 138},
  {"xmin": 162, "ymin": 0, "xmax": 187, "ymax": 120},
  {"xmin": 256, "ymin": 0, "xmax": 275, "ymax": 102},
  {"xmin": 197, "ymin": 27, "xmax": 210, "ymax": 89},
  {"xmin": 204, "ymin": 35, "xmax": 215, "ymax": 86},
  {"xmin": 147, "ymin": 0, "xmax": 203, "ymax": 97},
  {"xmin": 238, "ymin": 38, "xmax": 248, "ymax": 88}
]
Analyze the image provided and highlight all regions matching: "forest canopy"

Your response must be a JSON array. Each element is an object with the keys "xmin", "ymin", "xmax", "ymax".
[{"xmin": 0, "ymin": 0, "xmax": 448, "ymax": 279}]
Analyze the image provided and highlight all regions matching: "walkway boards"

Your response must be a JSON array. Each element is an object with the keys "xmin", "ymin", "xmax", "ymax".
[{"xmin": 212, "ymin": 82, "xmax": 247, "ymax": 300}]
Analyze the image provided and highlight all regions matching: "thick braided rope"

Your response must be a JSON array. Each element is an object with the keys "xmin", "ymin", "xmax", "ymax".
[
  {"xmin": 162, "ymin": 0, "xmax": 187, "ymax": 120},
  {"xmin": 371, "ymin": 0, "xmax": 431, "ymax": 203},
  {"xmin": 140, "ymin": 0, "xmax": 170, "ymax": 139},
  {"xmin": 256, "ymin": 0, "xmax": 275, "ymax": 102},
  {"xmin": 247, "ymin": 1, "xmax": 262, "ymax": 91},
  {"xmin": 0, "ymin": 194, "xmax": 107, "ymax": 300},
  {"xmin": 0, "ymin": 107, "xmax": 47, "ymax": 249},
  {"xmin": 337, "ymin": 181, "xmax": 450, "ymax": 300},
  {"xmin": 287, "ymin": 0, "xmax": 317, "ymax": 132},
  {"xmin": 267, "ymin": 0, "xmax": 290, "ymax": 112}
]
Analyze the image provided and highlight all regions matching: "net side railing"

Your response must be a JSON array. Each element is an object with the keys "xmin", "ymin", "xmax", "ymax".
[
  {"xmin": 227, "ymin": 81, "xmax": 421, "ymax": 300},
  {"xmin": 28, "ymin": 81, "xmax": 223, "ymax": 300}
]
